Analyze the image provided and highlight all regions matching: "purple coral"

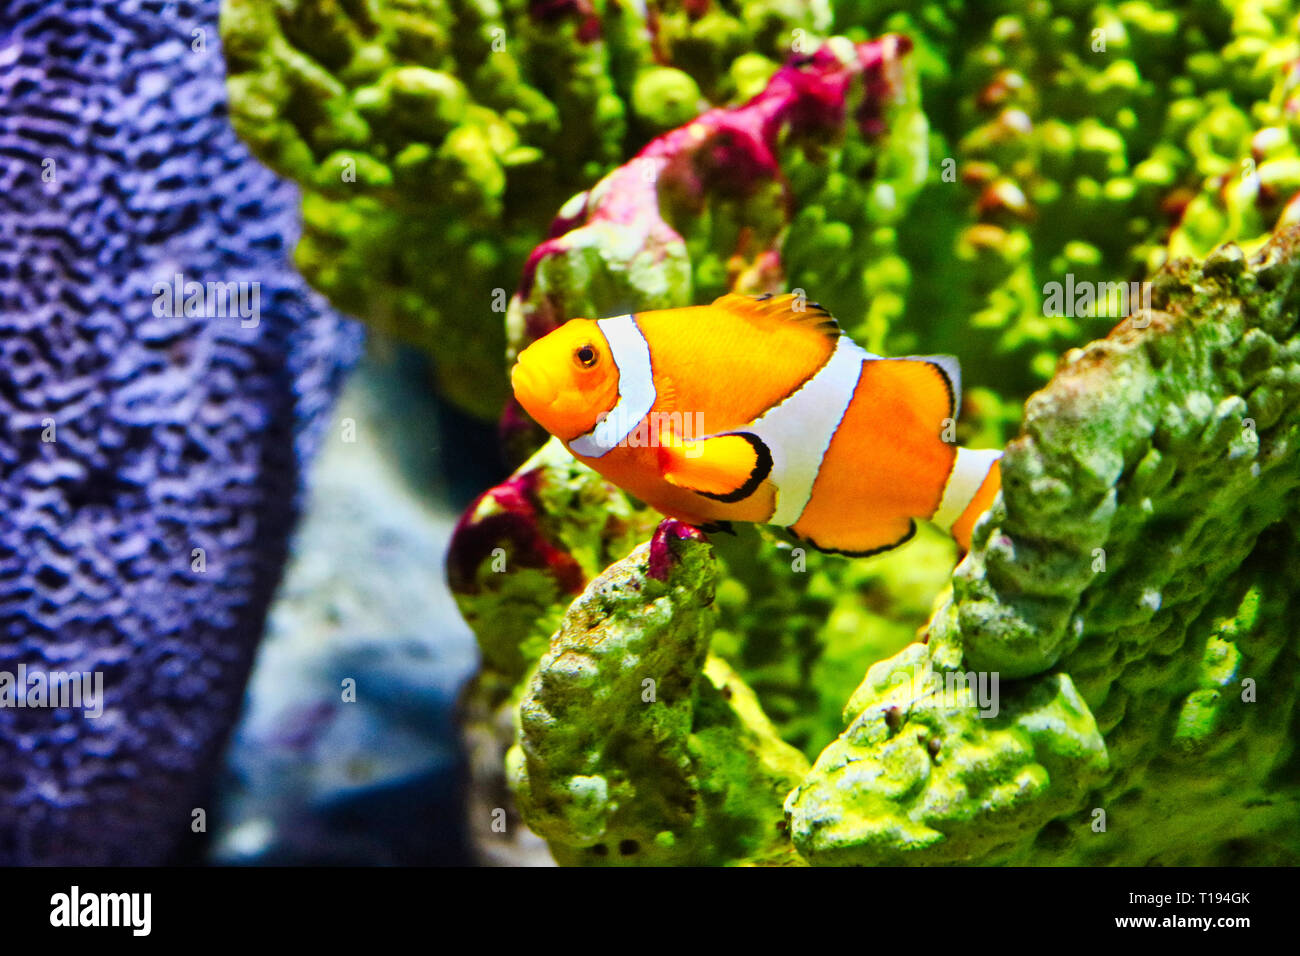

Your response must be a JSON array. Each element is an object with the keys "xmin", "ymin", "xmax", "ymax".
[{"xmin": 0, "ymin": 0, "xmax": 360, "ymax": 864}]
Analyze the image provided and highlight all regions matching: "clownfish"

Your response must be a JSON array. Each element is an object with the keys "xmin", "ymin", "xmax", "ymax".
[{"xmin": 510, "ymin": 293, "xmax": 1001, "ymax": 556}]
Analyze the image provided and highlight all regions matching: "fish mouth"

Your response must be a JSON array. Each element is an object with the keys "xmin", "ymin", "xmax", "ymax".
[{"xmin": 511, "ymin": 359, "xmax": 558, "ymax": 409}]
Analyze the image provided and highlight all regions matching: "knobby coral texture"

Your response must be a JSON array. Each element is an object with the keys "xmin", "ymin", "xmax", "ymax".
[
  {"xmin": 790, "ymin": 232, "xmax": 1300, "ymax": 864},
  {"xmin": 219, "ymin": 0, "xmax": 925, "ymax": 419},
  {"xmin": 490, "ymin": 232, "xmax": 1300, "ymax": 868},
  {"xmin": 502, "ymin": 32, "xmax": 924, "ymax": 457},
  {"xmin": 448, "ymin": 34, "xmax": 954, "ymax": 864},
  {"xmin": 444, "ymin": 5, "xmax": 1300, "ymax": 863},
  {"xmin": 0, "ymin": 0, "xmax": 359, "ymax": 864},
  {"xmin": 888, "ymin": 0, "xmax": 1300, "ymax": 416},
  {"xmin": 511, "ymin": 520, "xmax": 810, "ymax": 867},
  {"xmin": 450, "ymin": 29, "xmax": 931, "ymax": 801},
  {"xmin": 221, "ymin": 0, "xmax": 1300, "ymax": 439}
]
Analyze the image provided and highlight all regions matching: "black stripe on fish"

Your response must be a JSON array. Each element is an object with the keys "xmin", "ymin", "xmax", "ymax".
[
  {"xmin": 925, "ymin": 361, "xmax": 957, "ymax": 421},
  {"xmin": 787, "ymin": 520, "xmax": 918, "ymax": 558}
]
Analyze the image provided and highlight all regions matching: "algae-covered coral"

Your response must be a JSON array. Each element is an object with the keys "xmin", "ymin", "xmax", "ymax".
[
  {"xmin": 871, "ymin": 0, "xmax": 1300, "ymax": 413},
  {"xmin": 217, "ymin": 0, "xmax": 1300, "ymax": 866},
  {"xmin": 220, "ymin": 0, "xmax": 846, "ymax": 417},
  {"xmin": 511, "ymin": 521, "xmax": 808, "ymax": 866},
  {"xmin": 788, "ymin": 230, "xmax": 1300, "ymax": 864},
  {"xmin": 223, "ymin": 0, "xmax": 1300, "ymax": 432},
  {"xmin": 471, "ymin": 228, "xmax": 1300, "ymax": 867},
  {"xmin": 453, "ymin": 34, "xmax": 938, "ymax": 780}
]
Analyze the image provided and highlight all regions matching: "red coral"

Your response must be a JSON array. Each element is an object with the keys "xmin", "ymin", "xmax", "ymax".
[
  {"xmin": 647, "ymin": 519, "xmax": 707, "ymax": 581},
  {"xmin": 515, "ymin": 36, "xmax": 914, "ymax": 344},
  {"xmin": 447, "ymin": 467, "xmax": 585, "ymax": 597}
]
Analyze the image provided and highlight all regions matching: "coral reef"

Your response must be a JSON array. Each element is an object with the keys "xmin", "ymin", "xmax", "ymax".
[
  {"xmin": 480, "ymin": 226, "xmax": 1300, "ymax": 867},
  {"xmin": 838, "ymin": 0, "xmax": 1300, "ymax": 428},
  {"xmin": 220, "ymin": 0, "xmax": 842, "ymax": 418},
  {"xmin": 224, "ymin": 0, "xmax": 1300, "ymax": 435},
  {"xmin": 451, "ymin": 31, "xmax": 936, "ymax": 788},
  {"xmin": 448, "ymin": 437, "xmax": 653, "ymax": 697},
  {"xmin": 509, "ymin": 521, "xmax": 808, "ymax": 866},
  {"xmin": 0, "ymin": 0, "xmax": 358, "ymax": 864},
  {"xmin": 448, "ymin": 21, "xmax": 1300, "ymax": 856},
  {"xmin": 505, "ymin": 32, "xmax": 924, "ymax": 354},
  {"xmin": 789, "ymin": 228, "xmax": 1300, "ymax": 864},
  {"xmin": 212, "ymin": 0, "xmax": 1300, "ymax": 865}
]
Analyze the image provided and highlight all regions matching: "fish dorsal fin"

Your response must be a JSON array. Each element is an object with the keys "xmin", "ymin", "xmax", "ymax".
[
  {"xmin": 901, "ymin": 353, "xmax": 962, "ymax": 420},
  {"xmin": 710, "ymin": 292, "xmax": 840, "ymax": 340}
]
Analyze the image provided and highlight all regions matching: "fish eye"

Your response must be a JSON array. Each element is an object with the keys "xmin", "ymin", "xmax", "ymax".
[{"xmin": 574, "ymin": 344, "xmax": 599, "ymax": 369}]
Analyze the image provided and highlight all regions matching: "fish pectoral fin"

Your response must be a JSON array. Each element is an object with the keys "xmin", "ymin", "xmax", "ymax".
[{"xmin": 659, "ymin": 432, "xmax": 772, "ymax": 503}]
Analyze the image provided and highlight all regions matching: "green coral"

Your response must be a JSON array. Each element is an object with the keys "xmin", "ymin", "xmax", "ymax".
[
  {"xmin": 499, "ymin": 229, "xmax": 1300, "ymax": 866},
  {"xmin": 238, "ymin": 0, "xmax": 1300, "ymax": 866},
  {"xmin": 630, "ymin": 66, "xmax": 705, "ymax": 134},
  {"xmin": 788, "ymin": 646, "xmax": 1108, "ymax": 865},
  {"xmin": 809, "ymin": 0, "xmax": 1300, "ymax": 435},
  {"xmin": 509, "ymin": 528, "xmax": 808, "ymax": 865},
  {"xmin": 708, "ymin": 525, "xmax": 956, "ymax": 760},
  {"xmin": 447, "ymin": 437, "xmax": 653, "ymax": 699},
  {"xmin": 221, "ymin": 0, "xmax": 834, "ymax": 417},
  {"xmin": 495, "ymin": 35, "xmax": 938, "ymax": 758},
  {"xmin": 788, "ymin": 229, "xmax": 1300, "ymax": 864},
  {"xmin": 224, "ymin": 0, "xmax": 1300, "ymax": 431}
]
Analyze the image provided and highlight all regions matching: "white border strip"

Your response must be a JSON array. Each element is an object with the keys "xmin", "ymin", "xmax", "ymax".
[
  {"xmin": 931, "ymin": 447, "xmax": 1002, "ymax": 531},
  {"xmin": 568, "ymin": 314, "xmax": 657, "ymax": 459},
  {"xmin": 749, "ymin": 336, "xmax": 869, "ymax": 526}
]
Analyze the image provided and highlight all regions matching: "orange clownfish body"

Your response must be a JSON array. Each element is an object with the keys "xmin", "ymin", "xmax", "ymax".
[{"xmin": 510, "ymin": 293, "xmax": 1001, "ymax": 556}]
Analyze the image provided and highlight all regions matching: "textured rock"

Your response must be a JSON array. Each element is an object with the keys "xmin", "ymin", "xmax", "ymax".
[
  {"xmin": 0, "ymin": 0, "xmax": 359, "ymax": 864},
  {"xmin": 509, "ymin": 520, "xmax": 808, "ymax": 866},
  {"xmin": 787, "ymin": 633, "xmax": 1111, "ymax": 865},
  {"xmin": 788, "ymin": 228, "xmax": 1300, "ymax": 865}
]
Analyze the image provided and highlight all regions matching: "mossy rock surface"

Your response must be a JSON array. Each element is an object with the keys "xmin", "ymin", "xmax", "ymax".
[{"xmin": 789, "ymin": 228, "xmax": 1300, "ymax": 865}]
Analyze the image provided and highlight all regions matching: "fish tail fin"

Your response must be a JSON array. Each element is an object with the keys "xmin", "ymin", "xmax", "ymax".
[{"xmin": 931, "ymin": 448, "xmax": 1002, "ymax": 551}]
